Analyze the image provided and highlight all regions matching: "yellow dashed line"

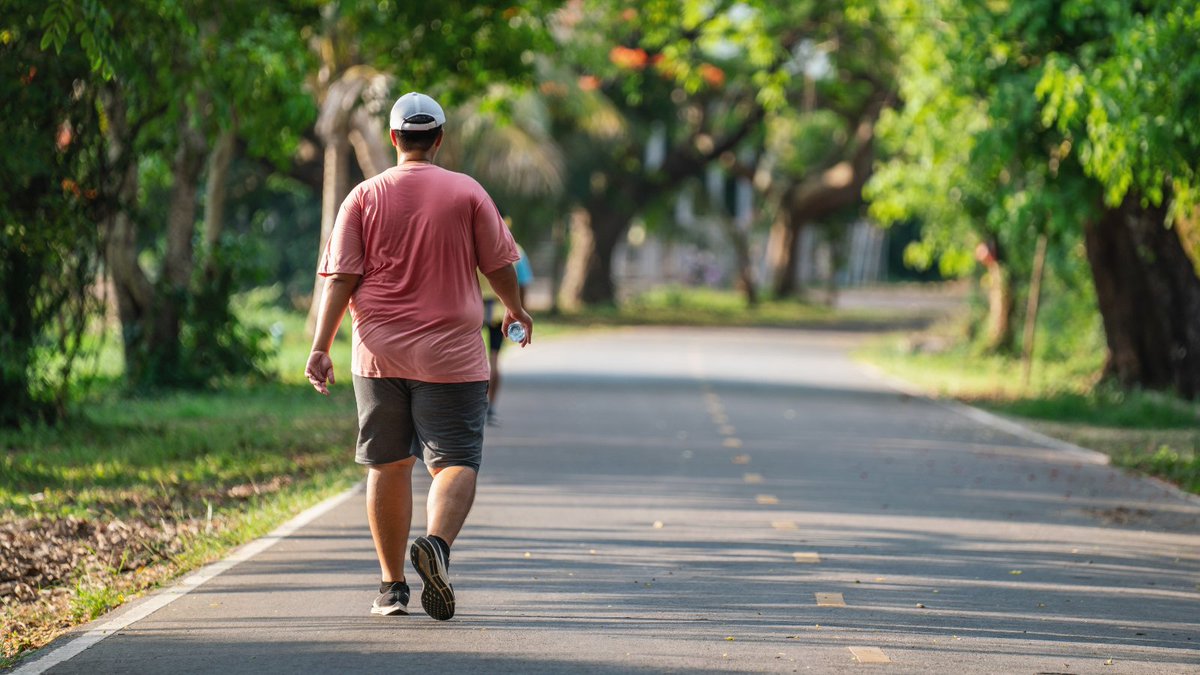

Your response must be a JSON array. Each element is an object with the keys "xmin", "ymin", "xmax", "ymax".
[
  {"xmin": 743, "ymin": 473, "xmax": 763, "ymax": 484},
  {"xmin": 815, "ymin": 592, "xmax": 846, "ymax": 607},
  {"xmin": 731, "ymin": 454, "xmax": 751, "ymax": 464},
  {"xmin": 756, "ymin": 494, "xmax": 779, "ymax": 505},
  {"xmin": 848, "ymin": 647, "xmax": 891, "ymax": 664},
  {"xmin": 712, "ymin": 413, "xmax": 729, "ymax": 425},
  {"xmin": 719, "ymin": 424, "xmax": 737, "ymax": 436},
  {"xmin": 792, "ymin": 552, "xmax": 821, "ymax": 564},
  {"xmin": 722, "ymin": 437, "xmax": 743, "ymax": 448},
  {"xmin": 771, "ymin": 520, "xmax": 796, "ymax": 530}
]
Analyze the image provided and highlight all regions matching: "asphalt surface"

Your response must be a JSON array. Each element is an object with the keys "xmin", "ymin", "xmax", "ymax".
[{"xmin": 31, "ymin": 327, "xmax": 1200, "ymax": 673}]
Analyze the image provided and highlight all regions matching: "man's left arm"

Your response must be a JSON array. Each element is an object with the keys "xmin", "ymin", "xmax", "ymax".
[{"xmin": 482, "ymin": 264, "xmax": 532, "ymax": 347}]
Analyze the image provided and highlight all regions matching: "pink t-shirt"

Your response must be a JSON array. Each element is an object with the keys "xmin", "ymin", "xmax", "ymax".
[{"xmin": 318, "ymin": 164, "xmax": 518, "ymax": 382}]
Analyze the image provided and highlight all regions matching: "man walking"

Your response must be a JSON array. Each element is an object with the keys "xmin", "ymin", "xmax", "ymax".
[{"xmin": 305, "ymin": 91, "xmax": 532, "ymax": 621}]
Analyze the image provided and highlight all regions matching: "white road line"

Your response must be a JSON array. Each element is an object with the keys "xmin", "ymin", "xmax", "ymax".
[{"xmin": 15, "ymin": 482, "xmax": 364, "ymax": 675}]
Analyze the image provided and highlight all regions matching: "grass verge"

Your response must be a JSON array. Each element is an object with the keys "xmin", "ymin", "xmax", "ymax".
[
  {"xmin": 1, "ymin": 295, "xmax": 363, "ymax": 669},
  {"xmin": 545, "ymin": 285, "xmax": 941, "ymax": 330},
  {"xmin": 857, "ymin": 334, "xmax": 1200, "ymax": 495}
]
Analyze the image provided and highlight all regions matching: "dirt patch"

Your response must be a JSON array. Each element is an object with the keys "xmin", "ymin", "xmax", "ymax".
[{"xmin": 0, "ymin": 516, "xmax": 201, "ymax": 603}]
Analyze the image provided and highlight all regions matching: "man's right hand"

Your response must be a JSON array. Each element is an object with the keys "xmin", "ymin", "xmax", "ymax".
[{"xmin": 305, "ymin": 350, "xmax": 335, "ymax": 395}]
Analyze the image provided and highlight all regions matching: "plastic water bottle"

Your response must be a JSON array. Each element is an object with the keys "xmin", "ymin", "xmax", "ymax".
[{"xmin": 506, "ymin": 322, "xmax": 526, "ymax": 343}]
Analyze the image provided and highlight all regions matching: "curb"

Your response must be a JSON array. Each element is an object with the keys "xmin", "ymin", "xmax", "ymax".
[{"xmin": 14, "ymin": 482, "xmax": 365, "ymax": 675}]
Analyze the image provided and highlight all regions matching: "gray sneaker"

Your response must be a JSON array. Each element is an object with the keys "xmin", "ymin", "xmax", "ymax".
[
  {"xmin": 371, "ymin": 580, "xmax": 410, "ymax": 616},
  {"xmin": 411, "ymin": 536, "xmax": 455, "ymax": 620}
]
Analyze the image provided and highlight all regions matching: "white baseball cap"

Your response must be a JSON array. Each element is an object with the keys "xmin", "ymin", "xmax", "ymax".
[{"xmin": 389, "ymin": 92, "xmax": 446, "ymax": 131}]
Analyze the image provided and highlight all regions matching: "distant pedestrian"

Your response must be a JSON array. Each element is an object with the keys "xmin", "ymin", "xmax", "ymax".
[
  {"xmin": 305, "ymin": 91, "xmax": 532, "ymax": 621},
  {"xmin": 480, "ymin": 212, "xmax": 534, "ymax": 426}
]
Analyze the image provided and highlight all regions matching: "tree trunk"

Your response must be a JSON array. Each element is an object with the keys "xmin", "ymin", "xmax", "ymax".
[
  {"xmin": 1084, "ymin": 195, "xmax": 1200, "ymax": 398},
  {"xmin": 100, "ymin": 87, "xmax": 156, "ymax": 381},
  {"xmin": 557, "ymin": 207, "xmax": 593, "ymax": 312},
  {"xmin": 579, "ymin": 200, "xmax": 633, "ymax": 306},
  {"xmin": 153, "ymin": 112, "xmax": 208, "ymax": 378},
  {"xmin": 981, "ymin": 259, "xmax": 1014, "ymax": 352},
  {"xmin": 767, "ymin": 208, "xmax": 800, "ymax": 298},
  {"xmin": 306, "ymin": 137, "xmax": 351, "ymax": 331},
  {"xmin": 560, "ymin": 189, "xmax": 636, "ymax": 309},
  {"xmin": 305, "ymin": 66, "xmax": 392, "ymax": 332},
  {"xmin": 718, "ymin": 214, "xmax": 758, "ymax": 307},
  {"xmin": 768, "ymin": 93, "xmax": 888, "ymax": 298},
  {"xmin": 203, "ymin": 124, "xmax": 237, "ymax": 252}
]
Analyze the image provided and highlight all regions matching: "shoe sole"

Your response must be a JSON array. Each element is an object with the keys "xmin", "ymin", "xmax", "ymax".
[
  {"xmin": 411, "ymin": 538, "xmax": 455, "ymax": 621},
  {"xmin": 370, "ymin": 603, "xmax": 408, "ymax": 616}
]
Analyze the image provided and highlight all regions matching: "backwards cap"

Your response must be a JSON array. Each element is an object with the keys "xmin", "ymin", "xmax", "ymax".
[{"xmin": 389, "ymin": 92, "xmax": 446, "ymax": 131}]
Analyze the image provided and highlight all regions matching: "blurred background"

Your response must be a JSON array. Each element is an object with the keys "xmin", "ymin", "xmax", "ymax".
[{"xmin": 3, "ymin": 0, "xmax": 1199, "ymax": 662}]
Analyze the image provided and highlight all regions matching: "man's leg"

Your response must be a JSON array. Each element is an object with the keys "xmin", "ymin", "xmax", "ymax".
[
  {"xmin": 426, "ymin": 465, "xmax": 477, "ymax": 546},
  {"xmin": 408, "ymin": 380, "xmax": 487, "ymax": 620},
  {"xmin": 366, "ymin": 457, "xmax": 417, "ymax": 582}
]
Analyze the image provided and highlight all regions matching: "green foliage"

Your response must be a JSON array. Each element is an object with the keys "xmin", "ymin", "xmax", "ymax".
[
  {"xmin": 1035, "ymin": 1, "xmax": 1200, "ymax": 218},
  {"xmin": 866, "ymin": 0, "xmax": 1200, "ymax": 389},
  {"xmin": 332, "ymin": 1, "xmax": 554, "ymax": 104},
  {"xmin": 0, "ymin": 11, "xmax": 105, "ymax": 426}
]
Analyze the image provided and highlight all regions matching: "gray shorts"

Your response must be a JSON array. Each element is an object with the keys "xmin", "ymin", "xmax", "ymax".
[{"xmin": 352, "ymin": 375, "xmax": 488, "ymax": 471}]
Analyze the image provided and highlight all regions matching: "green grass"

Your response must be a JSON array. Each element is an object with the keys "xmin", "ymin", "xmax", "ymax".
[
  {"xmin": 548, "ymin": 285, "xmax": 932, "ymax": 329},
  {"xmin": 858, "ymin": 334, "xmax": 1200, "ymax": 495}
]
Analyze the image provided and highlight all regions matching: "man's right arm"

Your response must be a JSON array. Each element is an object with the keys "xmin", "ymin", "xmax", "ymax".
[
  {"xmin": 305, "ymin": 273, "xmax": 361, "ymax": 395},
  {"xmin": 482, "ymin": 264, "xmax": 533, "ymax": 347}
]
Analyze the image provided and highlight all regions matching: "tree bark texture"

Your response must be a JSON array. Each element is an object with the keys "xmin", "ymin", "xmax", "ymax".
[{"xmin": 1084, "ymin": 195, "xmax": 1200, "ymax": 398}]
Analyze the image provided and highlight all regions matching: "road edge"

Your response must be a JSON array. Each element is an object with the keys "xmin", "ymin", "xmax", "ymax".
[
  {"xmin": 12, "ymin": 482, "xmax": 365, "ymax": 675},
  {"xmin": 856, "ymin": 362, "xmax": 1200, "ymax": 506}
]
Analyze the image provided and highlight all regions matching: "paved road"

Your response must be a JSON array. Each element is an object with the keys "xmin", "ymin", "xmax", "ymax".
[{"xmin": 30, "ymin": 328, "xmax": 1200, "ymax": 673}]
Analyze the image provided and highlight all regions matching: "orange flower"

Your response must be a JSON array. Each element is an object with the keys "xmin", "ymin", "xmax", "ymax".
[
  {"xmin": 578, "ymin": 75, "xmax": 600, "ymax": 91},
  {"xmin": 56, "ymin": 122, "xmax": 73, "ymax": 151},
  {"xmin": 609, "ymin": 46, "xmax": 648, "ymax": 70},
  {"xmin": 621, "ymin": 8, "xmax": 637, "ymax": 21},
  {"xmin": 699, "ymin": 63, "xmax": 725, "ymax": 88}
]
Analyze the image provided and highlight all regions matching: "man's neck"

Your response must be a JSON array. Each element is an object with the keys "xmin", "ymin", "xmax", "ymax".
[{"xmin": 398, "ymin": 152, "xmax": 433, "ymax": 166}]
